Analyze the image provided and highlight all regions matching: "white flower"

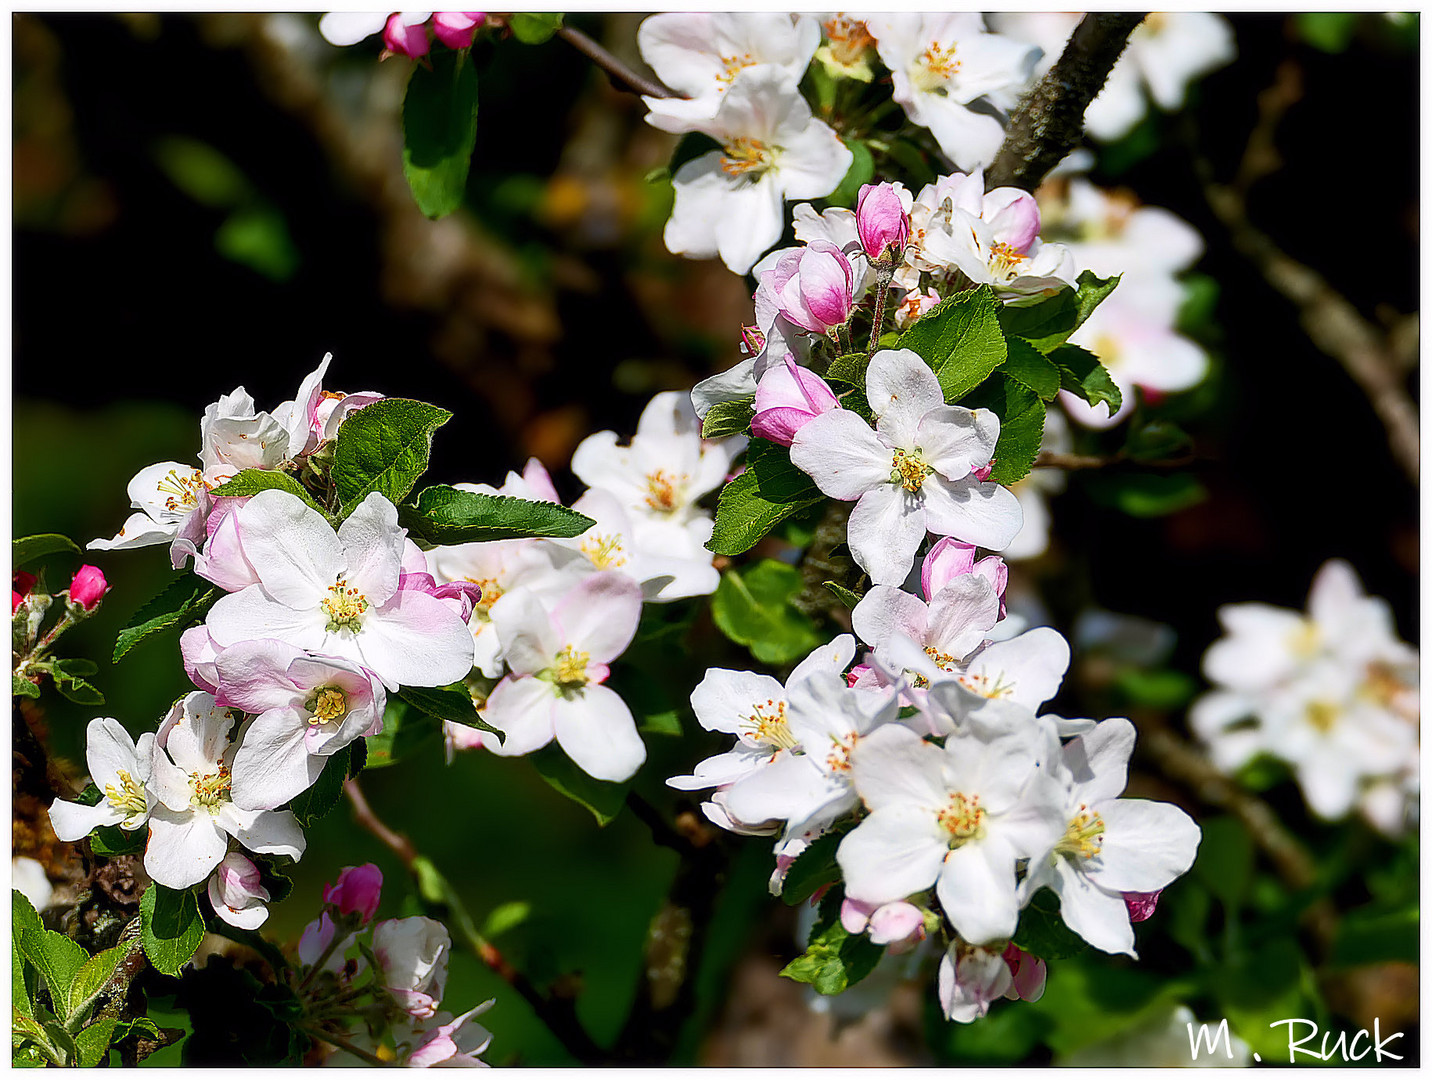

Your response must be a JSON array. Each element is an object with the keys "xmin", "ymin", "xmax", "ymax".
[
  {"xmin": 866, "ymin": 14, "xmax": 1039, "ymax": 170},
  {"xmin": 144, "ymin": 692, "xmax": 305, "ymax": 890},
  {"xmin": 1022, "ymin": 718, "xmax": 1200, "ymax": 957},
  {"xmin": 638, "ymin": 13, "xmax": 821, "ymax": 128},
  {"xmin": 206, "ymin": 852, "xmax": 271, "ymax": 930},
  {"xmin": 556, "ymin": 488, "xmax": 719, "ymax": 602},
  {"xmin": 852, "ymin": 576, "xmax": 1002, "ymax": 697},
  {"xmin": 480, "ymin": 572, "xmax": 646, "ymax": 782},
  {"xmin": 659, "ymin": 66, "xmax": 853, "ymax": 274},
  {"xmin": 403, "ymin": 1000, "xmax": 495, "ymax": 1067},
  {"xmin": 217, "ymin": 639, "xmax": 387, "ymax": 810},
  {"xmin": 837, "ymin": 722, "xmax": 1064, "ymax": 945},
  {"xmin": 48, "ymin": 718, "xmax": 155, "ymax": 841},
  {"xmin": 1049, "ymin": 179, "xmax": 1204, "ymax": 282},
  {"xmin": 88, "ymin": 461, "xmax": 213, "ymax": 555},
  {"xmin": 200, "ymin": 386, "xmax": 290, "ymax": 484},
  {"xmin": 205, "ymin": 490, "xmax": 476, "ymax": 691},
  {"xmin": 374, "ymin": 916, "xmax": 451, "ymax": 1020},
  {"xmin": 571, "ymin": 390, "xmax": 743, "ymax": 548},
  {"xmin": 791, "ymin": 348, "xmax": 1022, "ymax": 585},
  {"xmin": 12, "ymin": 857, "xmax": 53, "ymax": 913},
  {"xmin": 938, "ymin": 942, "xmax": 1012, "ymax": 1023},
  {"xmin": 667, "ymin": 635, "xmax": 857, "ymax": 792}
]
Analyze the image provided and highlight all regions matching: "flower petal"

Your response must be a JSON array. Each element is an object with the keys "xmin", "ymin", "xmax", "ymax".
[{"xmin": 551, "ymin": 684, "xmax": 646, "ymax": 782}]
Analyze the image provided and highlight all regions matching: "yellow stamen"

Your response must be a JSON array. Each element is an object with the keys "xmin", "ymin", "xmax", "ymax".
[
  {"xmin": 957, "ymin": 669, "xmax": 1015, "ymax": 700},
  {"xmin": 550, "ymin": 645, "xmax": 590, "ymax": 690},
  {"xmin": 307, "ymin": 686, "xmax": 349, "ymax": 725},
  {"xmin": 937, "ymin": 792, "xmax": 985, "ymax": 846},
  {"xmin": 155, "ymin": 468, "xmax": 210, "ymax": 513},
  {"xmin": 580, "ymin": 533, "xmax": 628, "ymax": 569},
  {"xmin": 643, "ymin": 469, "xmax": 689, "ymax": 512},
  {"xmin": 462, "ymin": 576, "xmax": 503, "ymax": 618},
  {"xmin": 987, "ymin": 240, "xmax": 1029, "ymax": 282},
  {"xmin": 911, "ymin": 41, "xmax": 960, "ymax": 93},
  {"xmin": 890, "ymin": 448, "xmax": 933, "ymax": 492},
  {"xmin": 189, "ymin": 766, "xmax": 232, "ymax": 814},
  {"xmin": 1287, "ymin": 620, "xmax": 1321, "ymax": 659},
  {"xmin": 925, "ymin": 645, "xmax": 959, "ymax": 671},
  {"xmin": 104, "ymin": 769, "xmax": 147, "ymax": 818},
  {"xmin": 716, "ymin": 52, "xmax": 755, "ymax": 85},
  {"xmin": 741, "ymin": 699, "xmax": 797, "ymax": 751},
  {"xmin": 1305, "ymin": 701, "xmax": 1340, "ymax": 733},
  {"xmin": 825, "ymin": 733, "xmax": 856, "ymax": 774},
  {"xmin": 1055, "ymin": 804, "xmax": 1106, "ymax": 859},
  {"xmin": 321, "ymin": 578, "xmax": 369, "ymax": 632},
  {"xmin": 720, "ymin": 138, "xmax": 773, "ymax": 179}
]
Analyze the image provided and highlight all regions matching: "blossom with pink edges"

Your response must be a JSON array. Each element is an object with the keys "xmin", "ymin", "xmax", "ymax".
[{"xmin": 751, "ymin": 360, "xmax": 838, "ymax": 447}]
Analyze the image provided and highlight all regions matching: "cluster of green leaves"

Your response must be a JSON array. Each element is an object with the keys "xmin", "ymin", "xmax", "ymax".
[{"xmin": 12, "ymin": 890, "xmax": 165, "ymax": 1067}]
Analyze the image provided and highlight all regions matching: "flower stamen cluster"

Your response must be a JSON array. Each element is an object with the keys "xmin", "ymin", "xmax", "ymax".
[{"xmin": 321, "ymin": 579, "xmax": 370, "ymax": 632}]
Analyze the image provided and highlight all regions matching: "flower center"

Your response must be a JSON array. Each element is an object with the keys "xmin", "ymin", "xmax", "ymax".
[
  {"xmin": 825, "ymin": 733, "xmax": 857, "ymax": 774},
  {"xmin": 716, "ymin": 52, "xmax": 755, "ymax": 86},
  {"xmin": 890, "ymin": 448, "xmax": 933, "ymax": 492},
  {"xmin": 104, "ymin": 769, "xmax": 147, "ymax": 818},
  {"xmin": 462, "ymin": 576, "xmax": 503, "ymax": 619},
  {"xmin": 821, "ymin": 15, "xmax": 874, "ymax": 68},
  {"xmin": 1360, "ymin": 661, "xmax": 1415, "ymax": 719},
  {"xmin": 1055, "ymin": 804, "xmax": 1106, "ymax": 860},
  {"xmin": 322, "ymin": 578, "xmax": 369, "ymax": 632},
  {"xmin": 740, "ymin": 699, "xmax": 797, "ymax": 751},
  {"xmin": 188, "ymin": 766, "xmax": 232, "ymax": 814},
  {"xmin": 643, "ymin": 469, "xmax": 689, "ymax": 512},
  {"xmin": 987, "ymin": 241, "xmax": 1029, "ymax": 282},
  {"xmin": 937, "ymin": 792, "xmax": 985, "ymax": 846},
  {"xmin": 1287, "ymin": 619, "xmax": 1321, "ymax": 659},
  {"xmin": 925, "ymin": 645, "xmax": 960, "ymax": 672},
  {"xmin": 548, "ymin": 645, "xmax": 590, "ymax": 691},
  {"xmin": 1304, "ymin": 700, "xmax": 1341, "ymax": 733},
  {"xmin": 306, "ymin": 685, "xmax": 349, "ymax": 725},
  {"xmin": 720, "ymin": 138, "xmax": 774, "ymax": 179},
  {"xmin": 957, "ymin": 668, "xmax": 1015, "ymax": 700},
  {"xmin": 155, "ymin": 468, "xmax": 210, "ymax": 513},
  {"xmin": 911, "ymin": 41, "xmax": 960, "ymax": 93},
  {"xmin": 580, "ymin": 533, "xmax": 628, "ymax": 569}
]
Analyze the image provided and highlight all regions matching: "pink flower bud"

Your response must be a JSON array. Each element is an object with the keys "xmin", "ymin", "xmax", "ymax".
[
  {"xmin": 67, "ymin": 565, "xmax": 109, "ymax": 611},
  {"xmin": 921, "ymin": 538, "xmax": 1008, "ymax": 610},
  {"xmin": 384, "ymin": 13, "xmax": 431, "ymax": 58},
  {"xmin": 840, "ymin": 897, "xmax": 926, "ymax": 950},
  {"xmin": 767, "ymin": 241, "xmax": 855, "ymax": 336},
  {"xmin": 982, "ymin": 187, "xmax": 1042, "ymax": 253},
  {"xmin": 856, "ymin": 182, "xmax": 911, "ymax": 264},
  {"xmin": 12, "ymin": 571, "xmax": 36, "ymax": 615},
  {"xmin": 972, "ymin": 462, "xmax": 994, "ymax": 481},
  {"xmin": 1123, "ymin": 889, "xmax": 1162, "ymax": 923},
  {"xmin": 207, "ymin": 852, "xmax": 271, "ymax": 930},
  {"xmin": 751, "ymin": 360, "xmax": 838, "ymax": 447},
  {"xmin": 1001, "ymin": 942, "xmax": 1047, "ymax": 1002},
  {"xmin": 431, "ymin": 11, "xmax": 485, "ymax": 49},
  {"xmin": 325, "ymin": 863, "xmax": 384, "ymax": 924}
]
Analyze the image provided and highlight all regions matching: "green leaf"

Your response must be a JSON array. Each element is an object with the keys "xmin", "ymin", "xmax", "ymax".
[
  {"xmin": 508, "ymin": 12, "xmax": 563, "ymax": 44},
  {"xmin": 895, "ymin": 285, "xmax": 1007, "ymax": 402},
  {"xmin": 207, "ymin": 469, "xmax": 327, "ymax": 516},
  {"xmin": 780, "ymin": 903, "xmax": 884, "ymax": 995},
  {"xmin": 700, "ymin": 397, "xmax": 755, "ymax": 439},
  {"xmin": 997, "ymin": 338, "xmax": 1061, "ymax": 401},
  {"xmin": 13, "ymin": 892, "xmax": 40, "ymax": 1022},
  {"xmin": 1192, "ymin": 816, "xmax": 1252, "ymax": 912},
  {"xmin": 397, "ymin": 683, "xmax": 500, "ymax": 738},
  {"xmin": 12, "ymin": 1011, "xmax": 55, "ymax": 1065},
  {"xmin": 1122, "ymin": 419, "xmax": 1192, "ymax": 462},
  {"xmin": 15, "ymin": 928, "xmax": 88, "ymax": 1023},
  {"xmin": 1013, "ymin": 888, "xmax": 1091, "ymax": 960},
  {"xmin": 997, "ymin": 272, "xmax": 1120, "ymax": 353},
  {"xmin": 214, "ymin": 204, "xmax": 300, "ymax": 283},
  {"xmin": 88, "ymin": 824, "xmax": 145, "ymax": 858},
  {"xmin": 73, "ymin": 1017, "xmax": 119, "ymax": 1068},
  {"xmin": 824, "ymin": 139, "xmax": 874, "ymax": 209},
  {"xmin": 66, "ymin": 942, "xmax": 135, "ymax": 1025},
  {"xmin": 1049, "ymin": 343, "xmax": 1122, "ymax": 415},
  {"xmin": 112, "ymin": 575, "xmax": 219, "ymax": 663},
  {"xmin": 960, "ymin": 374, "xmax": 1046, "ymax": 485},
  {"xmin": 822, "ymin": 581, "xmax": 861, "ymax": 609},
  {"xmin": 1176, "ymin": 272, "xmax": 1220, "ymax": 333},
  {"xmin": 13, "ymin": 534, "xmax": 80, "ymax": 569},
  {"xmin": 51, "ymin": 658, "xmax": 97, "ymax": 678},
  {"xmin": 51, "ymin": 670, "xmax": 104, "ymax": 706},
  {"xmin": 707, "ymin": 441, "xmax": 824, "ymax": 557},
  {"xmin": 479, "ymin": 901, "xmax": 531, "ymax": 940},
  {"xmin": 139, "ymin": 885, "xmax": 206, "ymax": 977},
  {"xmin": 362, "ymin": 699, "xmax": 442, "ymax": 770},
  {"xmin": 286, "ymin": 744, "xmax": 351, "ymax": 828},
  {"xmin": 399, "ymin": 486, "xmax": 592, "ymax": 546},
  {"xmin": 401, "ymin": 48, "xmax": 480, "ymax": 219},
  {"xmin": 330, "ymin": 398, "xmax": 452, "ymax": 516},
  {"xmin": 1113, "ymin": 667, "xmax": 1197, "ymax": 710},
  {"xmin": 12, "ymin": 676, "xmax": 40, "ymax": 700},
  {"xmin": 779, "ymin": 830, "xmax": 845, "ymax": 905},
  {"xmin": 711, "ymin": 559, "xmax": 821, "ymax": 666},
  {"xmin": 1294, "ymin": 11, "xmax": 1361, "ymax": 51},
  {"xmin": 1083, "ymin": 472, "xmax": 1206, "ymax": 518},
  {"xmin": 13, "ymin": 890, "xmax": 43, "ymax": 937},
  {"xmin": 530, "ymin": 744, "xmax": 629, "ymax": 826}
]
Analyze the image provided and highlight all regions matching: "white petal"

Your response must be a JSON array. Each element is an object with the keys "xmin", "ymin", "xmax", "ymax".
[
  {"xmin": 144, "ymin": 807, "xmax": 228, "ymax": 890},
  {"xmin": 551, "ymin": 685, "xmax": 646, "ymax": 783},
  {"xmin": 920, "ymin": 476, "xmax": 1024, "ymax": 551},
  {"xmin": 1088, "ymin": 799, "xmax": 1201, "ymax": 892},
  {"xmin": 359, "ymin": 590, "xmax": 477, "ymax": 690},
  {"xmin": 837, "ymin": 803, "xmax": 947, "ymax": 905},
  {"xmin": 866, "ymin": 348, "xmax": 944, "ymax": 449},
  {"xmin": 852, "ymin": 586, "xmax": 929, "ymax": 652},
  {"xmin": 480, "ymin": 676, "xmax": 556, "ymax": 757},
  {"xmin": 218, "ymin": 804, "xmax": 306, "ymax": 860},
  {"xmin": 690, "ymin": 669, "xmax": 785, "ymax": 734},
  {"xmin": 337, "ymin": 493, "xmax": 404, "ymax": 604},
  {"xmin": 789, "ymin": 409, "xmax": 892, "ymax": 500},
  {"xmin": 233, "ymin": 490, "xmax": 344, "ymax": 608},
  {"xmin": 230, "ymin": 713, "xmax": 324, "ymax": 811},
  {"xmin": 848, "ymin": 723, "xmax": 948, "ymax": 811},
  {"xmin": 550, "ymin": 572, "xmax": 643, "ymax": 663},
  {"xmin": 48, "ymin": 799, "xmax": 122, "ymax": 842},
  {"xmin": 1050, "ymin": 857, "xmax": 1136, "ymax": 956},
  {"xmin": 847, "ymin": 483, "xmax": 925, "ymax": 587},
  {"xmin": 937, "ymin": 838, "xmax": 1020, "ymax": 945}
]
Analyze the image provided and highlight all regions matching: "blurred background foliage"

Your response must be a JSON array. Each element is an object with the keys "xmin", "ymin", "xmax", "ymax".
[{"xmin": 13, "ymin": 11, "xmax": 1418, "ymax": 1066}]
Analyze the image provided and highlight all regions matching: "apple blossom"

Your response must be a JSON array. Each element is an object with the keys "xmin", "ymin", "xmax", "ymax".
[
  {"xmin": 145, "ymin": 692, "xmax": 305, "ymax": 890},
  {"xmin": 840, "ymin": 897, "xmax": 926, "ymax": 950},
  {"xmin": 207, "ymin": 852, "xmax": 271, "ymax": 930},
  {"xmin": 324, "ymin": 862, "xmax": 384, "ymax": 924},
  {"xmin": 374, "ymin": 916, "xmax": 451, "ymax": 1020},
  {"xmin": 88, "ymin": 460, "xmax": 213, "ymax": 557},
  {"xmin": 48, "ymin": 718, "xmax": 155, "ymax": 841},
  {"xmin": 404, "ymin": 1001, "xmax": 495, "ymax": 1067},
  {"xmin": 938, "ymin": 942, "xmax": 1013, "ymax": 1022},
  {"xmin": 204, "ymin": 489, "xmax": 476, "ymax": 691},
  {"xmin": 1001, "ymin": 943, "xmax": 1046, "ymax": 1003},
  {"xmin": 856, "ymin": 182, "xmax": 911, "ymax": 266},
  {"xmin": 766, "ymin": 240, "xmax": 856, "ymax": 336},
  {"xmin": 789, "ymin": 348, "xmax": 1022, "ymax": 585},
  {"xmin": 431, "ymin": 12, "xmax": 484, "ymax": 49},
  {"xmin": 480, "ymin": 572, "xmax": 646, "ymax": 782},
  {"xmin": 813, "ymin": 12, "xmax": 877, "ymax": 81},
  {"xmin": 921, "ymin": 537, "xmax": 1008, "ymax": 612},
  {"xmin": 555, "ymin": 487, "xmax": 719, "ymax": 602},
  {"xmin": 200, "ymin": 386, "xmax": 290, "ymax": 484},
  {"xmin": 750, "ymin": 359, "xmax": 838, "ymax": 447},
  {"xmin": 66, "ymin": 564, "xmax": 109, "ymax": 611}
]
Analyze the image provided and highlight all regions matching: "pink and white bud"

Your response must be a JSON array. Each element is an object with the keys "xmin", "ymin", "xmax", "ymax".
[
  {"xmin": 383, "ymin": 13, "xmax": 431, "ymax": 58},
  {"xmin": 188, "ymin": 499, "xmax": 261, "ymax": 593},
  {"xmin": 856, "ymin": 182, "xmax": 911, "ymax": 264},
  {"xmin": 405, "ymin": 1001, "xmax": 495, "ymax": 1068},
  {"xmin": 179, "ymin": 626, "xmax": 222, "ymax": 694},
  {"xmin": 921, "ymin": 537, "xmax": 1008, "ymax": 614},
  {"xmin": 67, "ymin": 565, "xmax": 109, "ymax": 611},
  {"xmin": 1001, "ymin": 942, "xmax": 1047, "ymax": 1002},
  {"xmin": 398, "ymin": 571, "xmax": 484, "ymax": 623},
  {"xmin": 767, "ymin": 241, "xmax": 855, "ymax": 336},
  {"xmin": 1123, "ymin": 889, "xmax": 1162, "ymax": 923},
  {"xmin": 981, "ymin": 186, "xmax": 1042, "ymax": 253},
  {"xmin": 431, "ymin": 11, "xmax": 485, "ymax": 49},
  {"xmin": 374, "ymin": 916, "xmax": 452, "ymax": 1020},
  {"xmin": 13, "ymin": 571, "xmax": 36, "ymax": 615},
  {"xmin": 324, "ymin": 863, "xmax": 384, "ymax": 925},
  {"xmin": 207, "ymin": 853, "xmax": 271, "ymax": 930},
  {"xmin": 314, "ymin": 391, "xmax": 384, "ymax": 445},
  {"xmin": 840, "ymin": 897, "xmax": 926, "ymax": 950},
  {"xmin": 938, "ymin": 943, "xmax": 1013, "ymax": 1023},
  {"xmin": 751, "ymin": 360, "xmax": 838, "ymax": 447}
]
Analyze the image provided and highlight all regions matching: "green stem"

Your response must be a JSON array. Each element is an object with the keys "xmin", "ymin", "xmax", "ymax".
[{"xmin": 300, "ymin": 1024, "xmax": 392, "ymax": 1068}]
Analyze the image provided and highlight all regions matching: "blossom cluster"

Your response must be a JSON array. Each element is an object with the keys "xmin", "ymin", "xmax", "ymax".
[
  {"xmin": 296, "ymin": 863, "xmax": 495, "ymax": 1066},
  {"xmin": 319, "ymin": 11, "xmax": 487, "ymax": 57},
  {"xmin": 670, "ymin": 537, "xmax": 1202, "ymax": 1022},
  {"xmin": 1190, "ymin": 560, "xmax": 1419, "ymax": 835},
  {"xmin": 423, "ymin": 391, "xmax": 744, "ymax": 780}
]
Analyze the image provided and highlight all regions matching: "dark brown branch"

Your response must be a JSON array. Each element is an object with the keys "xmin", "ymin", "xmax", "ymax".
[
  {"xmin": 986, "ymin": 13, "xmax": 1146, "ymax": 191},
  {"xmin": 556, "ymin": 25, "xmax": 676, "ymax": 99}
]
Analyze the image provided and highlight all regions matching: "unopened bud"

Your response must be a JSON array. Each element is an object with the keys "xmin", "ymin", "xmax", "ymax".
[{"xmin": 67, "ymin": 565, "xmax": 109, "ymax": 612}]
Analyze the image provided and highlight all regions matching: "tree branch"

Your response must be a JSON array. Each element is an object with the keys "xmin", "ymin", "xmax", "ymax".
[
  {"xmin": 342, "ymin": 779, "xmax": 604, "ymax": 1063},
  {"xmin": 556, "ymin": 25, "xmax": 676, "ymax": 100},
  {"xmin": 1033, "ymin": 450, "xmax": 1204, "ymax": 471},
  {"xmin": 986, "ymin": 13, "xmax": 1146, "ymax": 191}
]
